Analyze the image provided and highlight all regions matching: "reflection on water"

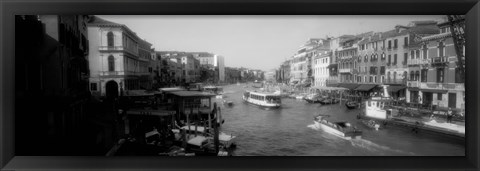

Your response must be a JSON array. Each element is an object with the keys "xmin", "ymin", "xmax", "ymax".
[{"xmin": 218, "ymin": 84, "xmax": 465, "ymax": 156}]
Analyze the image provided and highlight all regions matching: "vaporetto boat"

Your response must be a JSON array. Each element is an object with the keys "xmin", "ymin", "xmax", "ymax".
[{"xmin": 243, "ymin": 90, "xmax": 281, "ymax": 108}]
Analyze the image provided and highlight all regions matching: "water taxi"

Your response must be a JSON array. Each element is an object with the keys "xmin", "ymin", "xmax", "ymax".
[
  {"xmin": 313, "ymin": 115, "xmax": 362, "ymax": 140},
  {"xmin": 243, "ymin": 91, "xmax": 281, "ymax": 108}
]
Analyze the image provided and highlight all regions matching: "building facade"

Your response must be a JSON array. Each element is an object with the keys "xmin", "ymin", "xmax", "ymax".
[
  {"xmin": 406, "ymin": 21, "xmax": 465, "ymax": 110},
  {"xmin": 87, "ymin": 16, "xmax": 152, "ymax": 98}
]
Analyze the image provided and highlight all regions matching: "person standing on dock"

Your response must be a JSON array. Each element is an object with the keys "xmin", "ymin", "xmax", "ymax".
[{"xmin": 447, "ymin": 108, "xmax": 453, "ymax": 123}]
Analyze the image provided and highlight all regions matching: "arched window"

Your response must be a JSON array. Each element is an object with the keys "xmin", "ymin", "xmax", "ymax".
[
  {"xmin": 387, "ymin": 72, "xmax": 391, "ymax": 82},
  {"xmin": 410, "ymin": 71, "xmax": 415, "ymax": 81},
  {"xmin": 403, "ymin": 71, "xmax": 408, "ymax": 82},
  {"xmin": 393, "ymin": 71, "xmax": 397, "ymax": 81},
  {"xmin": 415, "ymin": 71, "xmax": 420, "ymax": 81},
  {"xmin": 438, "ymin": 42, "xmax": 445, "ymax": 57},
  {"xmin": 107, "ymin": 32, "xmax": 114, "ymax": 47},
  {"xmin": 108, "ymin": 55, "xmax": 115, "ymax": 71}
]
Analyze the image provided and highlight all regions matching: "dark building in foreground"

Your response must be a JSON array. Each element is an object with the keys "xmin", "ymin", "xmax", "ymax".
[{"xmin": 15, "ymin": 15, "xmax": 112, "ymax": 155}]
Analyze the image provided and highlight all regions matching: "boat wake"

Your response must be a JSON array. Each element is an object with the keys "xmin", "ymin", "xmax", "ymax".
[
  {"xmin": 308, "ymin": 124, "xmax": 415, "ymax": 155},
  {"xmin": 307, "ymin": 124, "xmax": 319, "ymax": 130},
  {"xmin": 350, "ymin": 139, "xmax": 415, "ymax": 156}
]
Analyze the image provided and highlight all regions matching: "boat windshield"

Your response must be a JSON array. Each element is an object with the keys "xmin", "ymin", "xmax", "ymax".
[{"xmin": 265, "ymin": 96, "xmax": 281, "ymax": 104}]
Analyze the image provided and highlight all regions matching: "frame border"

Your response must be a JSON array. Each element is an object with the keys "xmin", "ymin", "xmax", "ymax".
[{"xmin": 1, "ymin": 0, "xmax": 479, "ymax": 170}]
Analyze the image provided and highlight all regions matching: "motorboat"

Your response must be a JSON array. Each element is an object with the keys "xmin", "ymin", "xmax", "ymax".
[{"xmin": 313, "ymin": 115, "xmax": 362, "ymax": 140}]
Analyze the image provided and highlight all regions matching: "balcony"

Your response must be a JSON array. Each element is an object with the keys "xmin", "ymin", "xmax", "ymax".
[
  {"xmin": 100, "ymin": 71, "xmax": 150, "ymax": 77},
  {"xmin": 431, "ymin": 56, "xmax": 449, "ymax": 67},
  {"xmin": 407, "ymin": 58, "xmax": 430, "ymax": 66},
  {"xmin": 385, "ymin": 79, "xmax": 406, "ymax": 85},
  {"xmin": 407, "ymin": 81, "xmax": 420, "ymax": 87},
  {"xmin": 99, "ymin": 46, "xmax": 124, "ymax": 51},
  {"xmin": 339, "ymin": 68, "xmax": 352, "ymax": 73},
  {"xmin": 99, "ymin": 46, "xmax": 139, "ymax": 56},
  {"xmin": 419, "ymin": 82, "xmax": 465, "ymax": 91}
]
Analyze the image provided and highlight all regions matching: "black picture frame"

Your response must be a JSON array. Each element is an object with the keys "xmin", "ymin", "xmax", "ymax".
[{"xmin": 1, "ymin": 0, "xmax": 479, "ymax": 170}]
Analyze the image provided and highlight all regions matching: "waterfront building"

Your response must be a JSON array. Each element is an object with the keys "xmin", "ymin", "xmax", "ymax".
[
  {"xmin": 326, "ymin": 35, "xmax": 354, "ymax": 86},
  {"xmin": 336, "ymin": 35, "xmax": 365, "ymax": 84},
  {"xmin": 383, "ymin": 21, "xmax": 439, "ymax": 99},
  {"xmin": 191, "ymin": 52, "xmax": 225, "ymax": 83},
  {"xmin": 290, "ymin": 38, "xmax": 325, "ymax": 86},
  {"xmin": 87, "ymin": 16, "xmax": 152, "ymax": 98},
  {"xmin": 180, "ymin": 55, "xmax": 200, "ymax": 83},
  {"xmin": 15, "ymin": 15, "xmax": 94, "ymax": 155},
  {"xmin": 406, "ymin": 20, "xmax": 465, "ymax": 111},
  {"xmin": 313, "ymin": 50, "xmax": 332, "ymax": 87}
]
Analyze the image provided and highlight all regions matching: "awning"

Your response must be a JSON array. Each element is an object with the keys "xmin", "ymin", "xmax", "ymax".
[
  {"xmin": 338, "ymin": 83, "xmax": 359, "ymax": 90},
  {"xmin": 354, "ymin": 84, "xmax": 377, "ymax": 91},
  {"xmin": 388, "ymin": 86, "xmax": 406, "ymax": 92},
  {"xmin": 420, "ymin": 89, "xmax": 448, "ymax": 93},
  {"xmin": 407, "ymin": 87, "xmax": 420, "ymax": 91}
]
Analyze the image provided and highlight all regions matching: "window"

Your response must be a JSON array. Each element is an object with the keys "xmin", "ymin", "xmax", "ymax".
[
  {"xmin": 403, "ymin": 53, "xmax": 408, "ymax": 65},
  {"xmin": 90, "ymin": 83, "xmax": 97, "ymax": 91},
  {"xmin": 107, "ymin": 32, "xmax": 114, "ymax": 47},
  {"xmin": 108, "ymin": 55, "xmax": 115, "ymax": 71},
  {"xmin": 411, "ymin": 50, "xmax": 415, "ymax": 59},
  {"xmin": 393, "ymin": 71, "xmax": 397, "ymax": 81},
  {"xmin": 388, "ymin": 40, "xmax": 392, "ymax": 49},
  {"xmin": 410, "ymin": 71, "xmax": 415, "ymax": 81},
  {"xmin": 437, "ymin": 93, "xmax": 442, "ymax": 100},
  {"xmin": 394, "ymin": 54, "xmax": 397, "ymax": 65},
  {"xmin": 388, "ymin": 55, "xmax": 391, "ymax": 65},
  {"xmin": 437, "ymin": 68, "xmax": 444, "ymax": 83},
  {"xmin": 416, "ymin": 50, "xmax": 420, "ymax": 59},
  {"xmin": 404, "ymin": 37, "xmax": 408, "ymax": 47},
  {"xmin": 438, "ymin": 42, "xmax": 445, "ymax": 57},
  {"xmin": 380, "ymin": 66, "xmax": 386, "ymax": 75},
  {"xmin": 421, "ymin": 69, "xmax": 428, "ymax": 82},
  {"xmin": 394, "ymin": 39, "xmax": 398, "ymax": 48},
  {"xmin": 422, "ymin": 44, "xmax": 428, "ymax": 59},
  {"xmin": 387, "ymin": 71, "xmax": 391, "ymax": 82}
]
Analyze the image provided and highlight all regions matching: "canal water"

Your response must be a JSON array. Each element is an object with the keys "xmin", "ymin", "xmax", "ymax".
[{"xmin": 217, "ymin": 84, "xmax": 465, "ymax": 156}]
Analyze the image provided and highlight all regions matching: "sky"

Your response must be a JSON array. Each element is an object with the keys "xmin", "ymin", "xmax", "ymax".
[{"xmin": 98, "ymin": 15, "xmax": 445, "ymax": 71}]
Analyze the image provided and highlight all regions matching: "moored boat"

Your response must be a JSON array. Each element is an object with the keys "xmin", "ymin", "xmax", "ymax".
[
  {"xmin": 360, "ymin": 119, "xmax": 381, "ymax": 130},
  {"xmin": 345, "ymin": 101, "xmax": 358, "ymax": 109},
  {"xmin": 243, "ymin": 90, "xmax": 281, "ymax": 108},
  {"xmin": 313, "ymin": 115, "xmax": 362, "ymax": 140}
]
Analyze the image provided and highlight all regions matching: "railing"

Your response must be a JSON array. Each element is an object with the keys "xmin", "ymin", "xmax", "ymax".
[
  {"xmin": 419, "ymin": 82, "xmax": 465, "ymax": 90},
  {"xmin": 100, "ymin": 71, "xmax": 150, "ymax": 76},
  {"xmin": 431, "ymin": 56, "xmax": 449, "ymax": 67},
  {"xmin": 99, "ymin": 46, "xmax": 139, "ymax": 56},
  {"xmin": 407, "ymin": 58, "xmax": 430, "ymax": 65},
  {"xmin": 339, "ymin": 68, "xmax": 352, "ymax": 73},
  {"xmin": 407, "ymin": 81, "xmax": 419, "ymax": 87},
  {"xmin": 99, "ymin": 46, "xmax": 124, "ymax": 51}
]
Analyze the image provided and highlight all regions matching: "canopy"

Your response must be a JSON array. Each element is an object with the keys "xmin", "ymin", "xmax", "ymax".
[
  {"xmin": 388, "ymin": 86, "xmax": 406, "ymax": 92},
  {"xmin": 127, "ymin": 109, "xmax": 176, "ymax": 116},
  {"xmin": 338, "ymin": 83, "xmax": 359, "ymax": 90},
  {"xmin": 408, "ymin": 87, "xmax": 420, "ymax": 91},
  {"xmin": 169, "ymin": 91, "xmax": 216, "ymax": 97},
  {"xmin": 420, "ymin": 89, "xmax": 448, "ymax": 93},
  {"xmin": 354, "ymin": 84, "xmax": 377, "ymax": 91},
  {"xmin": 187, "ymin": 136, "xmax": 208, "ymax": 146}
]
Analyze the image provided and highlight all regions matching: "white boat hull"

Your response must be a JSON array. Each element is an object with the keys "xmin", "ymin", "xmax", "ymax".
[
  {"xmin": 243, "ymin": 96, "xmax": 281, "ymax": 108},
  {"xmin": 314, "ymin": 120, "xmax": 346, "ymax": 138}
]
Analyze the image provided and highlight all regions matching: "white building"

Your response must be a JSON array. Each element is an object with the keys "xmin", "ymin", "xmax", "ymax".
[
  {"xmin": 313, "ymin": 50, "xmax": 331, "ymax": 87},
  {"xmin": 87, "ymin": 16, "xmax": 152, "ymax": 98}
]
